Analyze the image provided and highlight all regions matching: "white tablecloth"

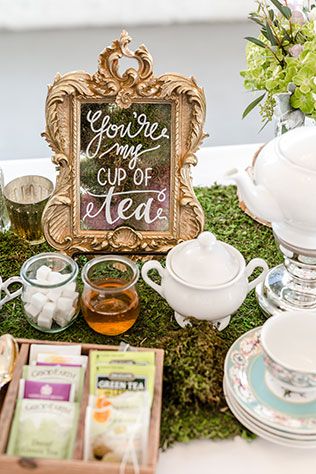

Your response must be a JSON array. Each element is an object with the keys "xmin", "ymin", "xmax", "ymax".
[{"xmin": 2, "ymin": 144, "xmax": 316, "ymax": 474}]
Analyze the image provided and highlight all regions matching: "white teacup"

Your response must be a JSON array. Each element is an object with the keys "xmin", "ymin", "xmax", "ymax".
[{"xmin": 261, "ymin": 311, "xmax": 316, "ymax": 401}]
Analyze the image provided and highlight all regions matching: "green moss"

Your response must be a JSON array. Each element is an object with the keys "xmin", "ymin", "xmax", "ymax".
[{"xmin": 0, "ymin": 185, "xmax": 280, "ymax": 448}]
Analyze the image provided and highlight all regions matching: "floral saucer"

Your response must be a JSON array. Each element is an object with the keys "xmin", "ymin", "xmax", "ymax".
[
  {"xmin": 224, "ymin": 327, "xmax": 316, "ymax": 435},
  {"xmin": 224, "ymin": 378, "xmax": 316, "ymax": 448},
  {"xmin": 224, "ymin": 378, "xmax": 316, "ymax": 441}
]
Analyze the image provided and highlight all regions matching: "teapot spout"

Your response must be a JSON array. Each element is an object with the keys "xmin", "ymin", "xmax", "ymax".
[{"xmin": 226, "ymin": 168, "xmax": 284, "ymax": 223}]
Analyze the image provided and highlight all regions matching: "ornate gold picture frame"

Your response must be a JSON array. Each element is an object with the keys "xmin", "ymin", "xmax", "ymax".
[{"xmin": 42, "ymin": 31, "xmax": 207, "ymax": 256}]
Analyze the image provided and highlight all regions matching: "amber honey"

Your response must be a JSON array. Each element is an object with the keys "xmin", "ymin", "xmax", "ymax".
[{"xmin": 81, "ymin": 279, "xmax": 140, "ymax": 336}]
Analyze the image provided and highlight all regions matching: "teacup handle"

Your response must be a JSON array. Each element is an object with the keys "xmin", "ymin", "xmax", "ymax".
[
  {"xmin": 246, "ymin": 258, "xmax": 269, "ymax": 293},
  {"xmin": 141, "ymin": 261, "xmax": 165, "ymax": 297},
  {"xmin": 0, "ymin": 276, "xmax": 23, "ymax": 310}
]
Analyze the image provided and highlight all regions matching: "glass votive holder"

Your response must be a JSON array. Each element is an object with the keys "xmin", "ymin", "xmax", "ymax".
[
  {"xmin": 0, "ymin": 167, "xmax": 10, "ymax": 232},
  {"xmin": 20, "ymin": 252, "xmax": 79, "ymax": 333},
  {"xmin": 4, "ymin": 175, "xmax": 53, "ymax": 244},
  {"xmin": 81, "ymin": 256, "xmax": 140, "ymax": 336}
]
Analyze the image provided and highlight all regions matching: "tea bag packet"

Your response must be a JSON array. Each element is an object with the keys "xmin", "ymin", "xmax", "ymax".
[
  {"xmin": 90, "ymin": 350, "xmax": 155, "ymax": 367},
  {"xmin": 86, "ymin": 351, "xmax": 155, "ymax": 467},
  {"xmin": 35, "ymin": 353, "xmax": 88, "ymax": 370},
  {"xmin": 84, "ymin": 391, "xmax": 150, "ymax": 465},
  {"xmin": 89, "ymin": 351, "xmax": 155, "ymax": 405},
  {"xmin": 90, "ymin": 362, "xmax": 155, "ymax": 405},
  {"xmin": 7, "ymin": 399, "xmax": 79, "ymax": 459},
  {"xmin": 22, "ymin": 364, "xmax": 84, "ymax": 401},
  {"xmin": 29, "ymin": 343, "xmax": 81, "ymax": 364},
  {"xmin": 18, "ymin": 379, "xmax": 75, "ymax": 402}
]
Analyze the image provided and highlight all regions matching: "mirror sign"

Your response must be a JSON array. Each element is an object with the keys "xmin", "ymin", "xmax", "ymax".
[{"xmin": 42, "ymin": 31, "xmax": 207, "ymax": 255}]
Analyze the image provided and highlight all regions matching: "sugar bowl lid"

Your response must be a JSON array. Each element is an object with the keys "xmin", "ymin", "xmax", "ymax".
[{"xmin": 170, "ymin": 231, "xmax": 240, "ymax": 287}]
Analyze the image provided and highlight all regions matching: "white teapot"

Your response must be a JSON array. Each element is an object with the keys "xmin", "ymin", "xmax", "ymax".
[
  {"xmin": 228, "ymin": 127, "xmax": 316, "ymax": 250},
  {"xmin": 141, "ymin": 232, "xmax": 268, "ymax": 330}
]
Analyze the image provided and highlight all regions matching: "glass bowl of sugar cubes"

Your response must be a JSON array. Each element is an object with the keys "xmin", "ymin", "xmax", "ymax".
[{"xmin": 20, "ymin": 252, "xmax": 79, "ymax": 332}]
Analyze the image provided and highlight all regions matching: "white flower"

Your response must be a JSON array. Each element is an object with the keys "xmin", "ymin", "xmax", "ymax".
[
  {"xmin": 287, "ymin": 0, "xmax": 305, "ymax": 10},
  {"xmin": 309, "ymin": 8, "xmax": 316, "ymax": 20},
  {"xmin": 291, "ymin": 10, "xmax": 307, "ymax": 23},
  {"xmin": 289, "ymin": 44, "xmax": 304, "ymax": 57}
]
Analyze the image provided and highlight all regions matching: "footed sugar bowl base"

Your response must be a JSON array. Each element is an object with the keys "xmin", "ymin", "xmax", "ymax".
[
  {"xmin": 256, "ymin": 235, "xmax": 316, "ymax": 317},
  {"xmin": 174, "ymin": 311, "xmax": 232, "ymax": 331}
]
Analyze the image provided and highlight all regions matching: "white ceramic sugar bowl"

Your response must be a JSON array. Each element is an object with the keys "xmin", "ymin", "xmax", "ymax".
[{"xmin": 142, "ymin": 232, "xmax": 269, "ymax": 330}]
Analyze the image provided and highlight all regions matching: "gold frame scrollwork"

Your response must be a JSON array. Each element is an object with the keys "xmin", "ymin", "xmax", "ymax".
[{"xmin": 42, "ymin": 30, "xmax": 207, "ymax": 256}]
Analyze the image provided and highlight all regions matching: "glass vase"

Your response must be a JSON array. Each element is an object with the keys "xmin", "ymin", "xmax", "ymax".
[{"xmin": 274, "ymin": 92, "xmax": 315, "ymax": 136}]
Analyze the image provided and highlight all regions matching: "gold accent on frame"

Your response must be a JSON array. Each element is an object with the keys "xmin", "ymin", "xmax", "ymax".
[{"xmin": 42, "ymin": 31, "xmax": 207, "ymax": 256}]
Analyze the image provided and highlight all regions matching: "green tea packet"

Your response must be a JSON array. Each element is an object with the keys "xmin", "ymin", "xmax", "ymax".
[
  {"xmin": 7, "ymin": 399, "xmax": 79, "ymax": 460},
  {"xmin": 22, "ymin": 364, "xmax": 85, "ymax": 401},
  {"xmin": 90, "ymin": 362, "xmax": 155, "ymax": 405},
  {"xmin": 89, "ymin": 351, "xmax": 156, "ymax": 405},
  {"xmin": 84, "ymin": 391, "xmax": 150, "ymax": 466},
  {"xmin": 89, "ymin": 350, "xmax": 155, "ymax": 367}
]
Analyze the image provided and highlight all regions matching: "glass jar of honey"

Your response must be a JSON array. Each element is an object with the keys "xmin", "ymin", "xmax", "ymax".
[{"xmin": 81, "ymin": 256, "xmax": 140, "ymax": 336}]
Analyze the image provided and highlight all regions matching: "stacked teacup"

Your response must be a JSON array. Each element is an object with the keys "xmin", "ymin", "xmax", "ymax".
[{"xmin": 223, "ymin": 312, "xmax": 316, "ymax": 448}]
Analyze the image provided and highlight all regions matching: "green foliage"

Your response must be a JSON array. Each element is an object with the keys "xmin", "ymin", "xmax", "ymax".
[
  {"xmin": 0, "ymin": 185, "xmax": 282, "ymax": 448},
  {"xmin": 241, "ymin": 1, "xmax": 316, "ymax": 122},
  {"xmin": 242, "ymin": 93, "xmax": 266, "ymax": 119}
]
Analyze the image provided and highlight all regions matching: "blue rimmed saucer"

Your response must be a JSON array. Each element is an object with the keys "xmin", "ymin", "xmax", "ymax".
[
  {"xmin": 224, "ymin": 377, "xmax": 316, "ymax": 448},
  {"xmin": 224, "ymin": 327, "xmax": 316, "ymax": 435}
]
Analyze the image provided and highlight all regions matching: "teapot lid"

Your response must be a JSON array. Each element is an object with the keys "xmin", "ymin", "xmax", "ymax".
[
  {"xmin": 278, "ymin": 127, "xmax": 316, "ymax": 171},
  {"xmin": 170, "ymin": 231, "xmax": 240, "ymax": 286}
]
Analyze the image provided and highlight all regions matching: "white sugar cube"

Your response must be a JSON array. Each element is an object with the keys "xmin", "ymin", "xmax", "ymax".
[
  {"xmin": 61, "ymin": 282, "xmax": 77, "ymax": 298},
  {"xmin": 29, "ymin": 280, "xmax": 47, "ymax": 295},
  {"xmin": 56, "ymin": 297, "xmax": 73, "ymax": 314},
  {"xmin": 24, "ymin": 303, "xmax": 41, "ymax": 321},
  {"xmin": 41, "ymin": 301, "xmax": 56, "ymax": 319},
  {"xmin": 37, "ymin": 302, "xmax": 55, "ymax": 329},
  {"xmin": 30, "ymin": 292, "xmax": 48, "ymax": 311},
  {"xmin": 36, "ymin": 265, "xmax": 51, "ymax": 282},
  {"xmin": 37, "ymin": 312, "xmax": 53, "ymax": 329},
  {"xmin": 47, "ymin": 271, "xmax": 65, "ymax": 285},
  {"xmin": 54, "ymin": 307, "xmax": 76, "ymax": 327},
  {"xmin": 47, "ymin": 287, "xmax": 63, "ymax": 302},
  {"xmin": 59, "ymin": 273, "xmax": 71, "ymax": 282},
  {"xmin": 54, "ymin": 316, "xmax": 68, "ymax": 327},
  {"xmin": 21, "ymin": 291, "xmax": 32, "ymax": 304},
  {"xmin": 26, "ymin": 283, "xmax": 40, "ymax": 296},
  {"xmin": 68, "ymin": 292, "xmax": 79, "ymax": 308},
  {"xmin": 72, "ymin": 293, "xmax": 79, "ymax": 307},
  {"xmin": 64, "ymin": 307, "xmax": 76, "ymax": 323}
]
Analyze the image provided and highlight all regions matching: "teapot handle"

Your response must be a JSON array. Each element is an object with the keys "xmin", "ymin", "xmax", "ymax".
[
  {"xmin": 141, "ymin": 261, "xmax": 165, "ymax": 297},
  {"xmin": 246, "ymin": 258, "xmax": 269, "ymax": 293}
]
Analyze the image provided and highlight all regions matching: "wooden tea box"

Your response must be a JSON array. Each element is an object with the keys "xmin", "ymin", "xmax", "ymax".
[{"xmin": 0, "ymin": 338, "xmax": 164, "ymax": 474}]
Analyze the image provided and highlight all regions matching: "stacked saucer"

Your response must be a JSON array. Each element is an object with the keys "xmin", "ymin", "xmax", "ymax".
[{"xmin": 224, "ymin": 327, "xmax": 316, "ymax": 448}]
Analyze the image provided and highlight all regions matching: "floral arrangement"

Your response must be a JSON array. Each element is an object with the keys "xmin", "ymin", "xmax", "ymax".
[{"xmin": 241, "ymin": 0, "xmax": 316, "ymax": 127}]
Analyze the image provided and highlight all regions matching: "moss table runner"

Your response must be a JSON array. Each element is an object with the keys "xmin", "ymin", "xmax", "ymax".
[{"xmin": 0, "ymin": 185, "xmax": 281, "ymax": 448}]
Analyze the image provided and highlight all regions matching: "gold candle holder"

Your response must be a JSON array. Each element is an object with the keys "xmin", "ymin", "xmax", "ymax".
[{"xmin": 4, "ymin": 175, "xmax": 54, "ymax": 244}]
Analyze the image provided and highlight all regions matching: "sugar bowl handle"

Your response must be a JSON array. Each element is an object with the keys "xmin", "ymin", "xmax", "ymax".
[
  {"xmin": 0, "ymin": 276, "xmax": 23, "ymax": 310},
  {"xmin": 141, "ymin": 261, "xmax": 165, "ymax": 297},
  {"xmin": 246, "ymin": 258, "xmax": 269, "ymax": 292}
]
